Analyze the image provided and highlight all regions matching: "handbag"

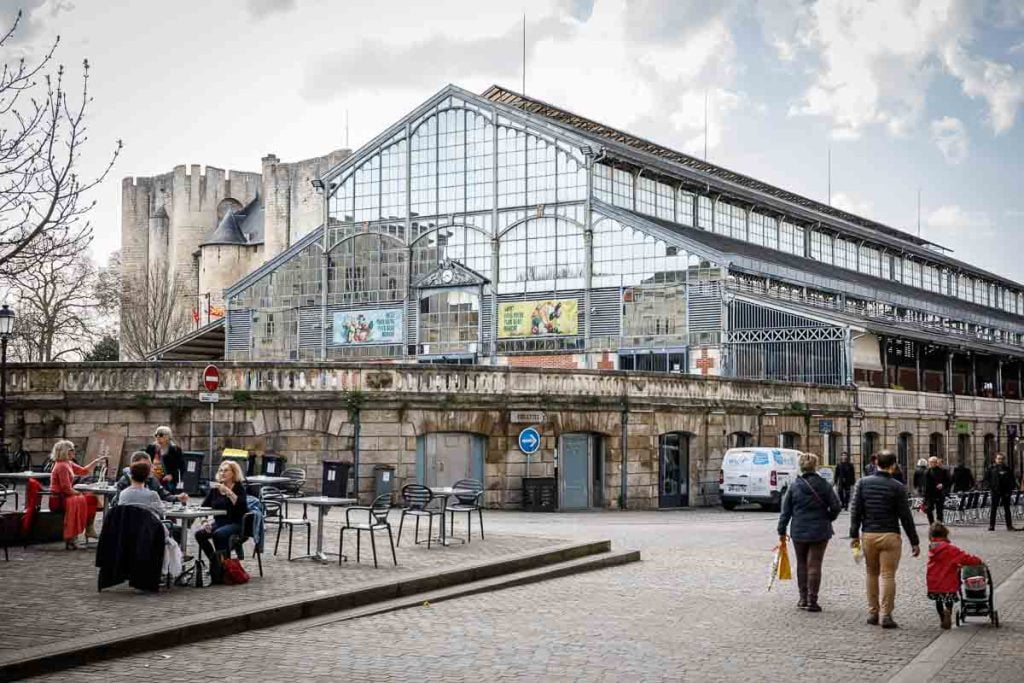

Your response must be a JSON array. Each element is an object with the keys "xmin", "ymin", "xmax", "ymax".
[{"xmin": 221, "ymin": 557, "xmax": 250, "ymax": 585}]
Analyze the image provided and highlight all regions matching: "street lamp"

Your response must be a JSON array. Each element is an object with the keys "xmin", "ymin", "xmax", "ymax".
[{"xmin": 0, "ymin": 304, "xmax": 14, "ymax": 467}]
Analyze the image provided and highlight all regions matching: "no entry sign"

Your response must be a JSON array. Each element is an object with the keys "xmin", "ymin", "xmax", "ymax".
[{"xmin": 202, "ymin": 364, "xmax": 221, "ymax": 392}]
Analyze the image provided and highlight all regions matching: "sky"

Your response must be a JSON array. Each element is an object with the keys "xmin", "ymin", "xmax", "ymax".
[{"xmin": 5, "ymin": 0, "xmax": 1024, "ymax": 280}]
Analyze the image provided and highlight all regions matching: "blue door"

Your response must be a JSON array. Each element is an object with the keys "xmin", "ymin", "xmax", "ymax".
[{"xmin": 560, "ymin": 434, "xmax": 590, "ymax": 510}]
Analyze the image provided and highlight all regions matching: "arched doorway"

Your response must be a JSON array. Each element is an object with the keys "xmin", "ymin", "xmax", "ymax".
[
  {"xmin": 957, "ymin": 433, "xmax": 971, "ymax": 466},
  {"xmin": 897, "ymin": 432, "xmax": 913, "ymax": 474},
  {"xmin": 862, "ymin": 431, "xmax": 880, "ymax": 463},
  {"xmin": 729, "ymin": 431, "xmax": 754, "ymax": 448},
  {"xmin": 416, "ymin": 433, "xmax": 486, "ymax": 488},
  {"xmin": 781, "ymin": 432, "xmax": 801, "ymax": 449},
  {"xmin": 558, "ymin": 433, "xmax": 606, "ymax": 510},
  {"xmin": 984, "ymin": 433, "xmax": 997, "ymax": 471},
  {"xmin": 658, "ymin": 432, "xmax": 691, "ymax": 508},
  {"xmin": 826, "ymin": 432, "xmax": 843, "ymax": 466}
]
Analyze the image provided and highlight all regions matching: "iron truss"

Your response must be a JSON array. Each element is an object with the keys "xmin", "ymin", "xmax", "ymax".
[{"xmin": 725, "ymin": 326, "xmax": 847, "ymax": 344}]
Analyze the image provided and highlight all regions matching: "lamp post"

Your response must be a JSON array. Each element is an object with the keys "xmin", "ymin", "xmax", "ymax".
[{"xmin": 0, "ymin": 304, "xmax": 14, "ymax": 466}]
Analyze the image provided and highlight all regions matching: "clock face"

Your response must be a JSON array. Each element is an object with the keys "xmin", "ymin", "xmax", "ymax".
[{"xmin": 441, "ymin": 269, "xmax": 454, "ymax": 284}]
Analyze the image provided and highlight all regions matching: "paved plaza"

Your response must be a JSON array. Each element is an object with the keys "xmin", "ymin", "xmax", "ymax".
[{"xmin": 6, "ymin": 506, "xmax": 1023, "ymax": 682}]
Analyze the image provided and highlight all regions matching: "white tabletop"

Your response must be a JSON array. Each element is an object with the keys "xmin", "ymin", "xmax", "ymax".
[
  {"xmin": 74, "ymin": 483, "xmax": 119, "ymax": 495},
  {"xmin": 246, "ymin": 476, "xmax": 292, "ymax": 485},
  {"xmin": 289, "ymin": 496, "xmax": 357, "ymax": 507},
  {"xmin": 0, "ymin": 471, "xmax": 51, "ymax": 480},
  {"xmin": 163, "ymin": 506, "xmax": 226, "ymax": 520},
  {"xmin": 429, "ymin": 487, "xmax": 475, "ymax": 496}
]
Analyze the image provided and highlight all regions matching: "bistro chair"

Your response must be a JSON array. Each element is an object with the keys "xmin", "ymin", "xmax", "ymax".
[
  {"xmin": 446, "ymin": 479, "xmax": 485, "ymax": 543},
  {"xmin": 397, "ymin": 484, "xmax": 443, "ymax": 549},
  {"xmin": 0, "ymin": 483, "xmax": 17, "ymax": 511},
  {"xmin": 228, "ymin": 509, "xmax": 265, "ymax": 577},
  {"xmin": 338, "ymin": 493, "xmax": 397, "ymax": 568},
  {"xmin": 261, "ymin": 487, "xmax": 311, "ymax": 560},
  {"xmin": 280, "ymin": 467, "xmax": 307, "ymax": 515}
]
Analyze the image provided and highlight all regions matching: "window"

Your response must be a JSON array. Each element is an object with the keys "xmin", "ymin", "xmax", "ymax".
[
  {"xmin": 984, "ymin": 433, "xmax": 996, "ymax": 470},
  {"xmin": 677, "ymin": 190, "xmax": 694, "ymax": 226},
  {"xmin": 729, "ymin": 432, "xmax": 753, "ymax": 448},
  {"xmin": 327, "ymin": 234, "xmax": 407, "ymax": 305},
  {"xmin": 810, "ymin": 231, "xmax": 833, "ymax": 264},
  {"xmin": 862, "ymin": 432, "xmax": 880, "ymax": 462},
  {"xmin": 592, "ymin": 217, "xmax": 692, "ymax": 288},
  {"xmin": 834, "ymin": 238, "xmax": 857, "ymax": 270},
  {"xmin": 779, "ymin": 221, "xmax": 803, "ymax": 255},
  {"xmin": 411, "ymin": 225, "xmax": 491, "ymax": 281},
  {"xmin": 957, "ymin": 433, "xmax": 971, "ymax": 466},
  {"xmin": 593, "ymin": 163, "xmax": 612, "ymax": 203},
  {"xmin": 621, "ymin": 283, "xmax": 686, "ymax": 342},
  {"xmin": 499, "ymin": 217, "xmax": 585, "ymax": 292},
  {"xmin": 929, "ymin": 432, "xmax": 944, "ymax": 460},
  {"xmin": 749, "ymin": 212, "xmax": 774, "ymax": 248},
  {"xmin": 781, "ymin": 432, "xmax": 801, "ymax": 449},
  {"xmin": 419, "ymin": 291, "xmax": 479, "ymax": 353},
  {"xmin": 697, "ymin": 195, "xmax": 713, "ymax": 229},
  {"xmin": 655, "ymin": 181, "xmax": 674, "ymax": 221},
  {"xmin": 612, "ymin": 167, "xmax": 633, "ymax": 208},
  {"xmin": 636, "ymin": 175, "xmax": 656, "ymax": 215}
]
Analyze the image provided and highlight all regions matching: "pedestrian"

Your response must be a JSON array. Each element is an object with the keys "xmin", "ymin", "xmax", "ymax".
[
  {"xmin": 923, "ymin": 457, "xmax": 951, "ymax": 524},
  {"xmin": 912, "ymin": 459, "xmax": 928, "ymax": 497},
  {"xmin": 951, "ymin": 461, "xmax": 975, "ymax": 492},
  {"xmin": 777, "ymin": 453, "xmax": 842, "ymax": 612},
  {"xmin": 984, "ymin": 453, "xmax": 1017, "ymax": 531},
  {"xmin": 892, "ymin": 462, "xmax": 906, "ymax": 485},
  {"xmin": 864, "ymin": 454, "xmax": 879, "ymax": 477},
  {"xmin": 850, "ymin": 450, "xmax": 921, "ymax": 629},
  {"xmin": 835, "ymin": 452, "xmax": 856, "ymax": 511},
  {"xmin": 926, "ymin": 522, "xmax": 982, "ymax": 630}
]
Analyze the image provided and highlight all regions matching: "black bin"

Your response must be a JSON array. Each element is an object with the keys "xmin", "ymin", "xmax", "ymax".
[
  {"xmin": 262, "ymin": 453, "xmax": 286, "ymax": 476},
  {"xmin": 522, "ymin": 477, "xmax": 557, "ymax": 512},
  {"xmin": 321, "ymin": 460, "xmax": 351, "ymax": 498},
  {"xmin": 374, "ymin": 465, "xmax": 395, "ymax": 503},
  {"xmin": 180, "ymin": 451, "xmax": 205, "ymax": 495}
]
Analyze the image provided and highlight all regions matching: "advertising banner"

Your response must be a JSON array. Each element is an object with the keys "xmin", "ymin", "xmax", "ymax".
[
  {"xmin": 498, "ymin": 299, "xmax": 578, "ymax": 338},
  {"xmin": 332, "ymin": 308, "xmax": 403, "ymax": 345}
]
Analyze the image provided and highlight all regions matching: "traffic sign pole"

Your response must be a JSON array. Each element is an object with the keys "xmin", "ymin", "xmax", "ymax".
[{"xmin": 201, "ymin": 365, "xmax": 221, "ymax": 483}]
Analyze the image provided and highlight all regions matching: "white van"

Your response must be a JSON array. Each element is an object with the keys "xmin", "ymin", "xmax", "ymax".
[{"xmin": 719, "ymin": 448, "xmax": 801, "ymax": 511}]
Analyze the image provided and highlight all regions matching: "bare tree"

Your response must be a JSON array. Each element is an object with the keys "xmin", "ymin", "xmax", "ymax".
[
  {"xmin": 0, "ymin": 11, "xmax": 121, "ymax": 278},
  {"xmin": 120, "ymin": 261, "xmax": 190, "ymax": 359},
  {"xmin": 7, "ymin": 250, "xmax": 96, "ymax": 361}
]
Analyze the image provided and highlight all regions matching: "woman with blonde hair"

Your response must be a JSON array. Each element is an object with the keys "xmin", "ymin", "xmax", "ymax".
[
  {"xmin": 777, "ymin": 452, "xmax": 842, "ymax": 612},
  {"xmin": 145, "ymin": 426, "xmax": 184, "ymax": 490},
  {"xmin": 194, "ymin": 459, "xmax": 247, "ymax": 584},
  {"xmin": 48, "ymin": 440, "xmax": 106, "ymax": 549}
]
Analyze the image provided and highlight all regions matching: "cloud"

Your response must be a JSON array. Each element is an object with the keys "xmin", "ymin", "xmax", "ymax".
[
  {"xmin": 831, "ymin": 192, "xmax": 874, "ymax": 218},
  {"xmin": 0, "ymin": 0, "xmax": 65, "ymax": 44},
  {"xmin": 926, "ymin": 204, "xmax": 994, "ymax": 240},
  {"xmin": 942, "ymin": 44, "xmax": 1024, "ymax": 133},
  {"xmin": 246, "ymin": 0, "xmax": 296, "ymax": 20},
  {"xmin": 931, "ymin": 116, "xmax": 969, "ymax": 164}
]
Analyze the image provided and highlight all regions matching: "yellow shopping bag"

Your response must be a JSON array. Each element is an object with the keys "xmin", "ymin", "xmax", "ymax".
[{"xmin": 777, "ymin": 541, "xmax": 792, "ymax": 581}]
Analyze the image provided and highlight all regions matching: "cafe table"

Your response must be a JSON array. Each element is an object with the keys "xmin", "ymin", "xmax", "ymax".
[
  {"xmin": 427, "ymin": 486, "xmax": 474, "ymax": 546},
  {"xmin": 287, "ymin": 496, "xmax": 356, "ymax": 562},
  {"xmin": 163, "ymin": 504, "xmax": 226, "ymax": 587}
]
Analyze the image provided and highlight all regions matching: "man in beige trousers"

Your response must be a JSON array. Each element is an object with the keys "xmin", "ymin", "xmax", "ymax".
[{"xmin": 850, "ymin": 450, "xmax": 921, "ymax": 628}]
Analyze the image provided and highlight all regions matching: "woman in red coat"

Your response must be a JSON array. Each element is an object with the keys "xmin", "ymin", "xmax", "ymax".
[
  {"xmin": 927, "ymin": 522, "xmax": 983, "ymax": 629},
  {"xmin": 48, "ymin": 440, "xmax": 105, "ymax": 549}
]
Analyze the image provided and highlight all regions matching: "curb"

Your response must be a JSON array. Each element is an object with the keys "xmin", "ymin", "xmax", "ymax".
[{"xmin": 0, "ymin": 540, "xmax": 611, "ymax": 681}]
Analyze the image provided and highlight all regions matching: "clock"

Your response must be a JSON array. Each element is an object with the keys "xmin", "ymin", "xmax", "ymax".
[{"xmin": 440, "ymin": 269, "xmax": 454, "ymax": 284}]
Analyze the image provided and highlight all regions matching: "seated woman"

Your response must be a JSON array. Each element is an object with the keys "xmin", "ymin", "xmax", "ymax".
[
  {"xmin": 47, "ymin": 440, "xmax": 105, "ymax": 550},
  {"xmin": 195, "ymin": 460, "xmax": 247, "ymax": 584}
]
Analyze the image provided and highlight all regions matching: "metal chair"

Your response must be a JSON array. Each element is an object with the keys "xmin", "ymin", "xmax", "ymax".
[
  {"xmin": 397, "ymin": 484, "xmax": 443, "ymax": 549},
  {"xmin": 446, "ymin": 479, "xmax": 485, "ymax": 543},
  {"xmin": 228, "ymin": 509, "xmax": 265, "ymax": 577},
  {"xmin": 0, "ymin": 483, "xmax": 17, "ymax": 511},
  {"xmin": 338, "ymin": 493, "xmax": 396, "ymax": 568},
  {"xmin": 261, "ymin": 488, "xmax": 311, "ymax": 560}
]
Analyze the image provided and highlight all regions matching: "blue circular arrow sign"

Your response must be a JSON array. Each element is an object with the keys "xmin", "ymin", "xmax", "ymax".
[{"xmin": 518, "ymin": 427, "xmax": 541, "ymax": 455}]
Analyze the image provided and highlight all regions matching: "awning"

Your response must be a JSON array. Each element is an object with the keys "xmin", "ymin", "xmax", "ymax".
[{"xmin": 146, "ymin": 319, "xmax": 225, "ymax": 361}]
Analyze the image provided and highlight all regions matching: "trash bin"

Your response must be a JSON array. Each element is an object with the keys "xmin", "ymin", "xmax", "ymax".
[
  {"xmin": 321, "ymin": 460, "xmax": 351, "ymax": 498},
  {"xmin": 522, "ymin": 477, "xmax": 557, "ymax": 512},
  {"xmin": 374, "ymin": 465, "xmax": 395, "ymax": 503},
  {"xmin": 180, "ymin": 451, "xmax": 205, "ymax": 495},
  {"xmin": 262, "ymin": 453, "xmax": 286, "ymax": 476}
]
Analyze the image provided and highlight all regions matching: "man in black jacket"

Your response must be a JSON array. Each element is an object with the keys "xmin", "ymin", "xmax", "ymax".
[
  {"xmin": 850, "ymin": 450, "xmax": 921, "ymax": 629},
  {"xmin": 923, "ymin": 457, "xmax": 951, "ymax": 524},
  {"xmin": 985, "ymin": 453, "xmax": 1017, "ymax": 531},
  {"xmin": 834, "ymin": 452, "xmax": 856, "ymax": 511},
  {"xmin": 951, "ymin": 462, "xmax": 975, "ymax": 492}
]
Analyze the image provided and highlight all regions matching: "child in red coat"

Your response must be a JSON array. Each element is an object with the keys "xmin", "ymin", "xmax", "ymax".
[{"xmin": 927, "ymin": 522, "xmax": 983, "ymax": 629}]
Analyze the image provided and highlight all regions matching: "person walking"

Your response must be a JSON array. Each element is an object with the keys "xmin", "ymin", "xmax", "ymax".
[
  {"xmin": 835, "ymin": 452, "xmax": 856, "ymax": 511},
  {"xmin": 951, "ymin": 461, "xmax": 975, "ymax": 493},
  {"xmin": 850, "ymin": 450, "xmax": 921, "ymax": 629},
  {"xmin": 912, "ymin": 459, "xmax": 928, "ymax": 498},
  {"xmin": 778, "ymin": 453, "xmax": 842, "ymax": 612},
  {"xmin": 864, "ymin": 454, "xmax": 879, "ymax": 477},
  {"xmin": 985, "ymin": 453, "xmax": 1017, "ymax": 531},
  {"xmin": 923, "ymin": 457, "xmax": 951, "ymax": 524}
]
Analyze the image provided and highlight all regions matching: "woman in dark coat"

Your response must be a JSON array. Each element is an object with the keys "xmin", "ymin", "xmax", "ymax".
[
  {"xmin": 145, "ymin": 426, "xmax": 184, "ymax": 491},
  {"xmin": 777, "ymin": 453, "xmax": 842, "ymax": 612}
]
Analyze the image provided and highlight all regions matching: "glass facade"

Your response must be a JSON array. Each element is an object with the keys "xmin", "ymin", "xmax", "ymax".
[{"xmin": 225, "ymin": 89, "xmax": 1024, "ymax": 371}]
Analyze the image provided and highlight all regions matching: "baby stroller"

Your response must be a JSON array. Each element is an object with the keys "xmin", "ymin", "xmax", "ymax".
[{"xmin": 955, "ymin": 563, "xmax": 999, "ymax": 628}]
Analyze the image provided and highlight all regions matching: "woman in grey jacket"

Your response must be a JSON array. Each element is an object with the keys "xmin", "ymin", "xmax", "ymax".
[{"xmin": 777, "ymin": 453, "xmax": 843, "ymax": 612}]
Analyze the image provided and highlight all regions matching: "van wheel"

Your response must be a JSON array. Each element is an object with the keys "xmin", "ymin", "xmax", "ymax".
[{"xmin": 722, "ymin": 500, "xmax": 737, "ymax": 511}]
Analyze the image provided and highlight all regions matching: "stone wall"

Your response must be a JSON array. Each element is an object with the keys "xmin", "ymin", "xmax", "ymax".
[{"xmin": 7, "ymin": 363, "xmax": 1022, "ymax": 509}]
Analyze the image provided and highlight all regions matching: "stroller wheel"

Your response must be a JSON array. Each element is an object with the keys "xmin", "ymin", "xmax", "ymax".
[{"xmin": 991, "ymin": 611, "xmax": 1000, "ymax": 628}]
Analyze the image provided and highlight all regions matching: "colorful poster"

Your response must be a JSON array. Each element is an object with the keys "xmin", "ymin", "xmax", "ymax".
[
  {"xmin": 498, "ymin": 299, "xmax": 578, "ymax": 338},
  {"xmin": 332, "ymin": 308, "xmax": 403, "ymax": 345}
]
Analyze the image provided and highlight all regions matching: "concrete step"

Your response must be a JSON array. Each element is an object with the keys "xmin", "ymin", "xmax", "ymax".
[
  {"xmin": 284, "ymin": 548, "xmax": 642, "ymax": 632},
  {"xmin": 0, "ymin": 540, "xmax": 619, "ymax": 681}
]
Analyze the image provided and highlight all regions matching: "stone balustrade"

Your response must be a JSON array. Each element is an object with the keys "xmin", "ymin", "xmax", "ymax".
[
  {"xmin": 858, "ymin": 387, "xmax": 1024, "ymax": 419},
  {"xmin": 8, "ymin": 361, "xmax": 854, "ymax": 410}
]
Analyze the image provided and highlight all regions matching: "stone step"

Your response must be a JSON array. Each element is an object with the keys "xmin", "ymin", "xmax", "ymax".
[{"xmin": 0, "ymin": 539, "xmax": 618, "ymax": 680}]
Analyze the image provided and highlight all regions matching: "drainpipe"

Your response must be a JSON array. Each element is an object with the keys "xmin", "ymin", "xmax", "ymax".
[
  {"xmin": 619, "ymin": 408, "xmax": 628, "ymax": 510},
  {"xmin": 351, "ymin": 409, "xmax": 361, "ymax": 503}
]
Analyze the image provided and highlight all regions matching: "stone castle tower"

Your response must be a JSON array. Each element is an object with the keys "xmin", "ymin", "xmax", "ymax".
[{"xmin": 120, "ymin": 148, "xmax": 351, "ymax": 358}]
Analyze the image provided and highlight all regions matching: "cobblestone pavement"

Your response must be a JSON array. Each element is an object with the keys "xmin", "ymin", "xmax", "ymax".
[
  {"xmin": 28, "ymin": 508, "xmax": 1024, "ymax": 682},
  {"xmin": 0, "ymin": 509, "xmax": 566, "ymax": 658}
]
